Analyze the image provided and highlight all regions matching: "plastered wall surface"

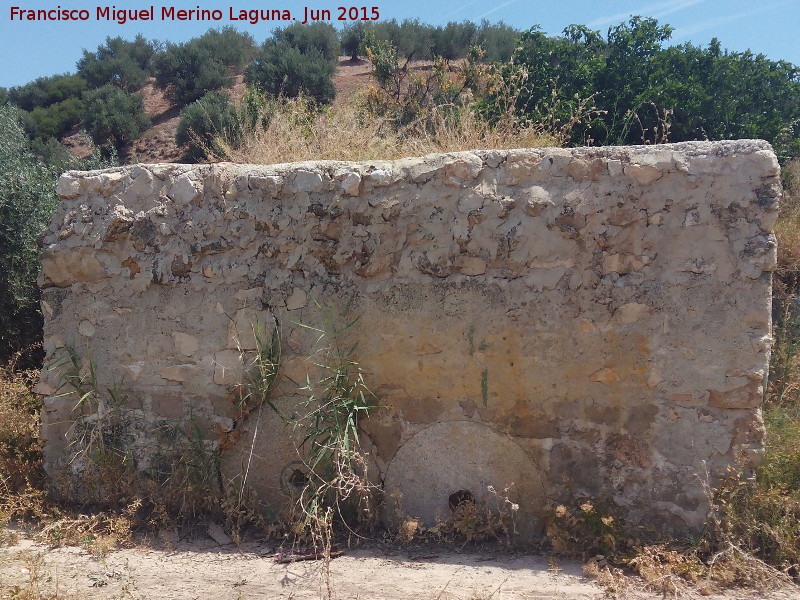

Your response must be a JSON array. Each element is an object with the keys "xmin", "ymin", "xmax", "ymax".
[{"xmin": 37, "ymin": 140, "xmax": 780, "ymax": 534}]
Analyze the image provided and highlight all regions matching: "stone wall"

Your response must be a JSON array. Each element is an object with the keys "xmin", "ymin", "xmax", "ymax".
[{"xmin": 37, "ymin": 140, "xmax": 780, "ymax": 534}]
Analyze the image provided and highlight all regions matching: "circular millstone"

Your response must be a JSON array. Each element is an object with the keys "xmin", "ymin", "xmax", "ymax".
[
  {"xmin": 384, "ymin": 420, "xmax": 545, "ymax": 536},
  {"xmin": 218, "ymin": 402, "xmax": 301, "ymax": 514}
]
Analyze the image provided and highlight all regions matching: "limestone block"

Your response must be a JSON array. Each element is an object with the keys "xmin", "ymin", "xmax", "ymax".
[
  {"xmin": 455, "ymin": 256, "xmax": 487, "ymax": 276},
  {"xmin": 40, "ymin": 247, "xmax": 107, "ymax": 287},
  {"xmin": 248, "ymin": 174, "xmax": 283, "ymax": 197},
  {"xmin": 122, "ymin": 361, "xmax": 146, "ymax": 381},
  {"xmin": 708, "ymin": 382, "xmax": 764, "ymax": 409},
  {"xmin": 169, "ymin": 174, "xmax": 202, "ymax": 204},
  {"xmin": 171, "ymin": 332, "xmax": 198, "ymax": 356},
  {"xmin": 624, "ymin": 164, "xmax": 663, "ymax": 186},
  {"xmin": 339, "ymin": 172, "xmax": 362, "ymax": 196},
  {"xmin": 293, "ymin": 169, "xmax": 325, "ymax": 193},
  {"xmin": 78, "ymin": 320, "xmax": 96, "ymax": 337},
  {"xmin": 56, "ymin": 175, "xmax": 81, "ymax": 199},
  {"xmin": 158, "ymin": 364, "xmax": 198, "ymax": 383},
  {"xmin": 367, "ymin": 169, "xmax": 394, "ymax": 186},
  {"xmin": 226, "ymin": 309, "xmax": 272, "ymax": 350},
  {"xmin": 218, "ymin": 400, "xmax": 305, "ymax": 511}
]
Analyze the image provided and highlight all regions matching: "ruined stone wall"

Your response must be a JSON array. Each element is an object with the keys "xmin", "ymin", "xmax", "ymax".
[{"xmin": 37, "ymin": 140, "xmax": 779, "ymax": 534}]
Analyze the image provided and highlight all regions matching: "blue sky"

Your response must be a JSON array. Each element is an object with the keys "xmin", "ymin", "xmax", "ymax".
[{"xmin": 1, "ymin": 0, "xmax": 798, "ymax": 87}]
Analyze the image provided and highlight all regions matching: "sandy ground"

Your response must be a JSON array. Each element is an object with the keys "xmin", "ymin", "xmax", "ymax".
[{"xmin": 1, "ymin": 532, "xmax": 797, "ymax": 600}]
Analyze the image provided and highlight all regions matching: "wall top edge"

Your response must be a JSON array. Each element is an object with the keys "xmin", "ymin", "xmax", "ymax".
[{"xmin": 60, "ymin": 139, "xmax": 776, "ymax": 180}]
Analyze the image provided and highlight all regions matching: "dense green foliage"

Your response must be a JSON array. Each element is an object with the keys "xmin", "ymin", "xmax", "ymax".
[
  {"xmin": 245, "ymin": 23, "xmax": 340, "ymax": 105},
  {"xmin": 176, "ymin": 91, "xmax": 241, "ymax": 161},
  {"xmin": 27, "ymin": 96, "xmax": 84, "ymax": 140},
  {"xmin": 154, "ymin": 39, "xmax": 232, "ymax": 106},
  {"xmin": 247, "ymin": 41, "xmax": 336, "ymax": 104},
  {"xmin": 192, "ymin": 26, "xmax": 257, "ymax": 70},
  {"xmin": 0, "ymin": 105, "xmax": 60, "ymax": 357},
  {"xmin": 475, "ymin": 21, "xmax": 518, "ymax": 63},
  {"xmin": 82, "ymin": 84, "xmax": 149, "ymax": 150},
  {"xmin": 0, "ymin": 106, "xmax": 114, "ymax": 360},
  {"xmin": 8, "ymin": 74, "xmax": 88, "ymax": 140},
  {"xmin": 153, "ymin": 27, "xmax": 254, "ymax": 107},
  {"xmin": 77, "ymin": 35, "xmax": 158, "ymax": 91},
  {"xmin": 274, "ymin": 22, "xmax": 341, "ymax": 62},
  {"xmin": 341, "ymin": 22, "xmax": 369, "ymax": 60},
  {"xmin": 493, "ymin": 17, "xmax": 800, "ymax": 155},
  {"xmin": 8, "ymin": 74, "xmax": 87, "ymax": 112},
  {"xmin": 5, "ymin": 18, "xmax": 799, "ymax": 157},
  {"xmin": 344, "ymin": 19, "xmax": 519, "ymax": 62},
  {"xmin": 0, "ymin": 108, "xmax": 81, "ymax": 359}
]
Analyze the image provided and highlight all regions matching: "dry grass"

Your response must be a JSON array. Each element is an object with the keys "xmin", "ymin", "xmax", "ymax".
[
  {"xmin": 776, "ymin": 159, "xmax": 800, "ymax": 282},
  {"xmin": 0, "ymin": 365, "xmax": 42, "ymax": 494},
  {"xmin": 222, "ymin": 92, "xmax": 554, "ymax": 166}
]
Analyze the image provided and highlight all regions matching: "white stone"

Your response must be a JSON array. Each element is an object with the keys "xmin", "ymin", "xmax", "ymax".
[
  {"xmin": 170, "ymin": 174, "xmax": 201, "ymax": 204},
  {"xmin": 340, "ymin": 172, "xmax": 362, "ymax": 196},
  {"xmin": 368, "ymin": 169, "xmax": 393, "ymax": 186},
  {"xmin": 78, "ymin": 320, "xmax": 95, "ymax": 337},
  {"xmin": 56, "ymin": 176, "xmax": 81, "ymax": 199},
  {"xmin": 293, "ymin": 170, "xmax": 325, "ymax": 193}
]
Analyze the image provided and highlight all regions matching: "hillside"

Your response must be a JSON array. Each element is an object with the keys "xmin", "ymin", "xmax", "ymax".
[{"xmin": 62, "ymin": 57, "xmax": 376, "ymax": 165}]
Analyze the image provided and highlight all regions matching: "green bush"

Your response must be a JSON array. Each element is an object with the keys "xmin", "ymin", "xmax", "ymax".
[
  {"xmin": 492, "ymin": 17, "xmax": 800, "ymax": 153},
  {"xmin": 355, "ymin": 19, "xmax": 509, "ymax": 62},
  {"xmin": 193, "ymin": 26, "xmax": 256, "ymax": 70},
  {"xmin": 0, "ymin": 107, "xmax": 64, "ymax": 358},
  {"xmin": 28, "ymin": 136, "xmax": 80, "ymax": 170},
  {"xmin": 8, "ymin": 74, "xmax": 87, "ymax": 112},
  {"xmin": 341, "ymin": 22, "xmax": 369, "ymax": 60},
  {"xmin": 82, "ymin": 84, "xmax": 149, "ymax": 150},
  {"xmin": 27, "ymin": 96, "xmax": 84, "ymax": 140},
  {"xmin": 476, "ymin": 20, "xmax": 518, "ymax": 62},
  {"xmin": 0, "ymin": 106, "xmax": 114, "ymax": 361},
  {"xmin": 176, "ymin": 91, "xmax": 241, "ymax": 162},
  {"xmin": 154, "ymin": 40, "xmax": 232, "ymax": 106},
  {"xmin": 372, "ymin": 19, "xmax": 433, "ymax": 61},
  {"xmin": 246, "ymin": 41, "xmax": 336, "ymax": 104},
  {"xmin": 0, "ymin": 87, "xmax": 8, "ymax": 105},
  {"xmin": 432, "ymin": 21, "xmax": 478, "ymax": 60},
  {"xmin": 338, "ymin": 19, "xmax": 519, "ymax": 63},
  {"xmin": 77, "ymin": 34, "xmax": 157, "ymax": 91},
  {"xmin": 274, "ymin": 22, "xmax": 341, "ymax": 62}
]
